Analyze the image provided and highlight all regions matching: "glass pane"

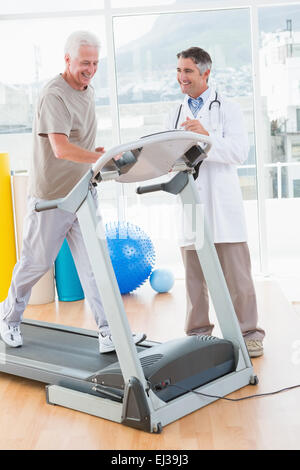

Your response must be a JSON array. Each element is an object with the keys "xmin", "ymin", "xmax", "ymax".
[
  {"xmin": 113, "ymin": 8, "xmax": 260, "ymax": 276},
  {"xmin": 0, "ymin": 0, "xmax": 104, "ymax": 14},
  {"xmin": 259, "ymin": 4, "xmax": 300, "ymax": 300}
]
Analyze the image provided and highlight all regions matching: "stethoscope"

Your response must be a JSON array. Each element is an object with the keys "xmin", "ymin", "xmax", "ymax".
[{"xmin": 174, "ymin": 91, "xmax": 221, "ymax": 132}]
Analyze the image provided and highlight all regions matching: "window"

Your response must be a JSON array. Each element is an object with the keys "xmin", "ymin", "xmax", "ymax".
[
  {"xmin": 292, "ymin": 143, "xmax": 300, "ymax": 160},
  {"xmin": 293, "ymin": 179, "xmax": 300, "ymax": 197},
  {"xmin": 259, "ymin": 3, "xmax": 300, "ymax": 289},
  {"xmin": 113, "ymin": 7, "xmax": 260, "ymax": 274}
]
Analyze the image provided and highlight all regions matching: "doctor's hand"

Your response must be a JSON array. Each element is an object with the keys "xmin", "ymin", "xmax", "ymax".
[{"xmin": 181, "ymin": 117, "xmax": 209, "ymax": 136}]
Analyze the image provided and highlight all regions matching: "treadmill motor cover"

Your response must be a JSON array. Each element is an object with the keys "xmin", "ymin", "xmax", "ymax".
[{"xmin": 89, "ymin": 335, "xmax": 236, "ymax": 402}]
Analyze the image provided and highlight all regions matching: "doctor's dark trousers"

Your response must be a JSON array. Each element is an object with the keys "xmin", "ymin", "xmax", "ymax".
[{"xmin": 180, "ymin": 242, "xmax": 265, "ymax": 341}]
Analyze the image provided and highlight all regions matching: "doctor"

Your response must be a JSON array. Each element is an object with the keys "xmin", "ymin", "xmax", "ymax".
[{"xmin": 167, "ymin": 47, "xmax": 265, "ymax": 357}]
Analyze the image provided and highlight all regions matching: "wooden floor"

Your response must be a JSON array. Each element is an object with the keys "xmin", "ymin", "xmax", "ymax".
[{"xmin": 1, "ymin": 279, "xmax": 300, "ymax": 450}]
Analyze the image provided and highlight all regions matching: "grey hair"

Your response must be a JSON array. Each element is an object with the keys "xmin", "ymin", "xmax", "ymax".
[
  {"xmin": 64, "ymin": 31, "xmax": 101, "ymax": 59},
  {"xmin": 177, "ymin": 47, "xmax": 212, "ymax": 75}
]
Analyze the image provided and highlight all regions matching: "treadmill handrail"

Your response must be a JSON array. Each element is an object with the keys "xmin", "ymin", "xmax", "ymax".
[
  {"xmin": 35, "ymin": 131, "xmax": 211, "ymax": 214},
  {"xmin": 91, "ymin": 130, "xmax": 212, "ymax": 178}
]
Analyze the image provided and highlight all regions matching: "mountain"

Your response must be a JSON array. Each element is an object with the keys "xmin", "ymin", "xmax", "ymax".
[{"xmin": 115, "ymin": 8, "xmax": 252, "ymax": 72}]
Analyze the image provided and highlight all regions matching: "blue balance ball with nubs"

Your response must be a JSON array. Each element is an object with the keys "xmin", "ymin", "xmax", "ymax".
[
  {"xmin": 150, "ymin": 268, "xmax": 175, "ymax": 293},
  {"xmin": 106, "ymin": 221, "xmax": 155, "ymax": 295}
]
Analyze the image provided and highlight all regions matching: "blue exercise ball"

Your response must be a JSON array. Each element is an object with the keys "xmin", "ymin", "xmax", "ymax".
[
  {"xmin": 150, "ymin": 268, "xmax": 175, "ymax": 293},
  {"xmin": 105, "ymin": 221, "xmax": 155, "ymax": 294}
]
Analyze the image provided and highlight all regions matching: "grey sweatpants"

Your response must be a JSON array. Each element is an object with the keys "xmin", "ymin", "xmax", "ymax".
[
  {"xmin": 1, "ymin": 193, "xmax": 108, "ymax": 332},
  {"xmin": 180, "ymin": 242, "xmax": 265, "ymax": 341}
]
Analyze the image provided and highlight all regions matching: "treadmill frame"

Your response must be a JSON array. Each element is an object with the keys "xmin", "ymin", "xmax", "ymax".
[
  {"xmin": 3, "ymin": 131, "xmax": 256, "ymax": 433},
  {"xmin": 46, "ymin": 132, "xmax": 255, "ymax": 433}
]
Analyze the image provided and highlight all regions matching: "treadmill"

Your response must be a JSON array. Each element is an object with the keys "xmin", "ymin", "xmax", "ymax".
[{"xmin": 0, "ymin": 130, "xmax": 257, "ymax": 433}]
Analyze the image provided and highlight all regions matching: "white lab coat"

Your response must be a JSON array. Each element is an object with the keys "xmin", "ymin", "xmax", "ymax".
[{"xmin": 166, "ymin": 88, "xmax": 249, "ymax": 244}]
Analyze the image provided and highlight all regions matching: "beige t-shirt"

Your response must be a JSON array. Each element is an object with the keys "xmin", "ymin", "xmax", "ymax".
[{"xmin": 28, "ymin": 74, "xmax": 97, "ymax": 200}]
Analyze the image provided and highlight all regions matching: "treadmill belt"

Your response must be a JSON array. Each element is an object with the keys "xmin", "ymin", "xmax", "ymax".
[
  {"xmin": 0, "ymin": 322, "xmax": 121, "ymax": 384},
  {"xmin": 13, "ymin": 323, "xmax": 115, "ymax": 374}
]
